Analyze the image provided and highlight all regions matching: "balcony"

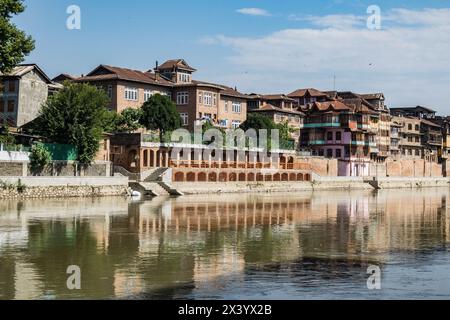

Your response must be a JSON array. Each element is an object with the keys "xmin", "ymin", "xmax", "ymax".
[
  {"xmin": 303, "ymin": 122, "xmax": 340, "ymax": 129},
  {"xmin": 351, "ymin": 140, "xmax": 377, "ymax": 147}
]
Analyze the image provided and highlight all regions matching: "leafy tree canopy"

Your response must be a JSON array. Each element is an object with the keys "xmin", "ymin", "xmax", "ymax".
[
  {"xmin": 240, "ymin": 113, "xmax": 276, "ymax": 132},
  {"xmin": 139, "ymin": 93, "xmax": 181, "ymax": 141},
  {"xmin": 33, "ymin": 82, "xmax": 111, "ymax": 165},
  {"xmin": 113, "ymin": 108, "xmax": 143, "ymax": 133},
  {"xmin": 0, "ymin": 0, "xmax": 35, "ymax": 74}
]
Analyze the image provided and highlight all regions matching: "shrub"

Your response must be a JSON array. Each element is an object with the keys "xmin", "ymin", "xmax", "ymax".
[{"xmin": 29, "ymin": 143, "xmax": 52, "ymax": 175}]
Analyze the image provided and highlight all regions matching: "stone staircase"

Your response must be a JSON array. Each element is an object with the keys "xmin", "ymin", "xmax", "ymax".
[{"xmin": 130, "ymin": 182, "xmax": 170, "ymax": 197}]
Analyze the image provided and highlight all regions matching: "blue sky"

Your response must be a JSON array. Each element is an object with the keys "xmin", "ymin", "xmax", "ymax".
[{"xmin": 14, "ymin": 0, "xmax": 450, "ymax": 113}]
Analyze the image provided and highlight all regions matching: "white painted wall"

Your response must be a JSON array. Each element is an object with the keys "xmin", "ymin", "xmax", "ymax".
[{"xmin": 0, "ymin": 151, "xmax": 30, "ymax": 161}]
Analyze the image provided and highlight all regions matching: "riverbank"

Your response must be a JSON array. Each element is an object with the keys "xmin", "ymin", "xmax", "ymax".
[
  {"xmin": 172, "ymin": 177, "xmax": 450, "ymax": 195},
  {"xmin": 1, "ymin": 176, "xmax": 448, "ymax": 198},
  {"xmin": 0, "ymin": 177, "xmax": 130, "ymax": 199}
]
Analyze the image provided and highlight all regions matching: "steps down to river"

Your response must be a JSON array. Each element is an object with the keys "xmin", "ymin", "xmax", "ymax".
[{"xmin": 130, "ymin": 182, "xmax": 169, "ymax": 197}]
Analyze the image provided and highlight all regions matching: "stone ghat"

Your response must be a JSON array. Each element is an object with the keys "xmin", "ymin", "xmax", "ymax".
[{"xmin": 0, "ymin": 177, "xmax": 130, "ymax": 199}]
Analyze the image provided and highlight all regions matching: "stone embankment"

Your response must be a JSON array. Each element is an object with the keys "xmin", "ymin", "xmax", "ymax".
[{"xmin": 0, "ymin": 177, "xmax": 130, "ymax": 199}]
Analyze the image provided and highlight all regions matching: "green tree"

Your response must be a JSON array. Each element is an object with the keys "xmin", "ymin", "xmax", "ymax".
[
  {"xmin": 29, "ymin": 143, "xmax": 52, "ymax": 175},
  {"xmin": 140, "ymin": 93, "xmax": 181, "ymax": 141},
  {"xmin": 113, "ymin": 108, "xmax": 143, "ymax": 133},
  {"xmin": 240, "ymin": 113, "xmax": 276, "ymax": 131},
  {"xmin": 0, "ymin": 125, "xmax": 15, "ymax": 145},
  {"xmin": 34, "ymin": 83, "xmax": 110, "ymax": 165},
  {"xmin": 0, "ymin": 0, "xmax": 35, "ymax": 74}
]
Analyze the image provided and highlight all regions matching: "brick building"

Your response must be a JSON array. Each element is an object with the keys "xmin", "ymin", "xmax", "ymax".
[{"xmin": 76, "ymin": 59, "xmax": 248, "ymax": 131}]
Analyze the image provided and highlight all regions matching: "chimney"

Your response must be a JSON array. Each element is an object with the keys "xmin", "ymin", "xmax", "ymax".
[{"xmin": 154, "ymin": 60, "xmax": 160, "ymax": 81}]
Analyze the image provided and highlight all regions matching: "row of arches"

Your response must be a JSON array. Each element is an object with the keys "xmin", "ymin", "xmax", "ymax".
[
  {"xmin": 173, "ymin": 171, "xmax": 311, "ymax": 183},
  {"xmin": 140, "ymin": 149, "xmax": 298, "ymax": 170}
]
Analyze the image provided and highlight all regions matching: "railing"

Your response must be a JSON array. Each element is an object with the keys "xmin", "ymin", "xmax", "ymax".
[{"xmin": 169, "ymin": 160, "xmax": 311, "ymax": 171}]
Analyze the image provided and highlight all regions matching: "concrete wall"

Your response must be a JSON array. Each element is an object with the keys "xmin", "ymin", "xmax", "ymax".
[
  {"xmin": 17, "ymin": 69, "xmax": 49, "ymax": 127},
  {"xmin": 0, "ymin": 161, "xmax": 112, "ymax": 177},
  {"xmin": 0, "ymin": 176, "xmax": 129, "ymax": 199}
]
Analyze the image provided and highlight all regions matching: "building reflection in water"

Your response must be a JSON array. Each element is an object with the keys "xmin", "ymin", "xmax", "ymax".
[{"xmin": 0, "ymin": 189, "xmax": 449, "ymax": 299}]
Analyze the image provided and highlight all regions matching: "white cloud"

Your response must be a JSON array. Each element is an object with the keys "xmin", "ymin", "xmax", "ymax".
[
  {"xmin": 289, "ymin": 14, "xmax": 366, "ymax": 29},
  {"xmin": 236, "ymin": 8, "xmax": 271, "ymax": 17},
  {"xmin": 205, "ymin": 8, "xmax": 450, "ymax": 113}
]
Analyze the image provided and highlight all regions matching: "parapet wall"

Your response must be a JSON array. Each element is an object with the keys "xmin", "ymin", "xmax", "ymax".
[
  {"xmin": 383, "ymin": 159, "xmax": 442, "ymax": 177},
  {"xmin": 0, "ymin": 161, "xmax": 112, "ymax": 177},
  {"xmin": 0, "ymin": 176, "xmax": 129, "ymax": 198}
]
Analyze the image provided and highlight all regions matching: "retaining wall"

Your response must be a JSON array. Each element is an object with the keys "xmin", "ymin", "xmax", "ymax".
[{"xmin": 0, "ymin": 176, "xmax": 130, "ymax": 199}]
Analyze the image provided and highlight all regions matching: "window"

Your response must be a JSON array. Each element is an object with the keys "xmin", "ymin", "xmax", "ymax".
[
  {"xmin": 232, "ymin": 102, "xmax": 241, "ymax": 113},
  {"xmin": 327, "ymin": 149, "xmax": 333, "ymax": 158},
  {"xmin": 327, "ymin": 132, "xmax": 333, "ymax": 141},
  {"xmin": 125, "ymin": 87, "xmax": 138, "ymax": 101},
  {"xmin": 232, "ymin": 120, "xmax": 241, "ymax": 129},
  {"xmin": 177, "ymin": 92, "xmax": 189, "ymax": 105},
  {"xmin": 415, "ymin": 136, "xmax": 420, "ymax": 142},
  {"xmin": 204, "ymin": 92, "xmax": 212, "ymax": 106},
  {"xmin": 336, "ymin": 131, "xmax": 342, "ymax": 141},
  {"xmin": 318, "ymin": 149, "xmax": 324, "ymax": 157},
  {"xmin": 198, "ymin": 91, "xmax": 203, "ymax": 104},
  {"xmin": 336, "ymin": 149, "xmax": 342, "ymax": 158},
  {"xmin": 7, "ymin": 100, "xmax": 15, "ymax": 112},
  {"xmin": 415, "ymin": 149, "xmax": 420, "ymax": 156},
  {"xmin": 8, "ymin": 81, "xmax": 16, "ymax": 93},
  {"xmin": 213, "ymin": 94, "xmax": 217, "ymax": 106},
  {"xmin": 179, "ymin": 73, "xmax": 190, "ymax": 83},
  {"xmin": 180, "ymin": 113, "xmax": 189, "ymax": 126},
  {"xmin": 144, "ymin": 90, "xmax": 154, "ymax": 102},
  {"xmin": 107, "ymin": 85, "xmax": 113, "ymax": 99},
  {"xmin": 220, "ymin": 119, "xmax": 228, "ymax": 127},
  {"xmin": 408, "ymin": 124, "xmax": 413, "ymax": 130},
  {"xmin": 224, "ymin": 101, "xmax": 229, "ymax": 112},
  {"xmin": 415, "ymin": 125, "xmax": 420, "ymax": 131}
]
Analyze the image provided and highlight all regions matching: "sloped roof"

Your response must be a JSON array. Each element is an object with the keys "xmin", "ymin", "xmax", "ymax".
[
  {"xmin": 312, "ymin": 100, "xmax": 353, "ymax": 112},
  {"xmin": 78, "ymin": 65, "xmax": 173, "ymax": 86},
  {"xmin": 0, "ymin": 64, "xmax": 52, "ymax": 84},
  {"xmin": 250, "ymin": 103, "xmax": 305, "ymax": 116},
  {"xmin": 288, "ymin": 88, "xmax": 328, "ymax": 98},
  {"xmin": 191, "ymin": 80, "xmax": 249, "ymax": 98},
  {"xmin": 360, "ymin": 93, "xmax": 385, "ymax": 100},
  {"xmin": 156, "ymin": 59, "xmax": 196, "ymax": 72},
  {"xmin": 260, "ymin": 94, "xmax": 296, "ymax": 102}
]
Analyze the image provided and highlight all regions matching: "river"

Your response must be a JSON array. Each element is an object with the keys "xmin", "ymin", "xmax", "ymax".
[{"xmin": 1, "ymin": 189, "xmax": 450, "ymax": 300}]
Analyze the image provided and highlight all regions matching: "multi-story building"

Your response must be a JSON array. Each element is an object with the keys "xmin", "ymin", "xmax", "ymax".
[
  {"xmin": 287, "ymin": 88, "xmax": 329, "ymax": 109},
  {"xmin": 247, "ymin": 94, "xmax": 305, "ymax": 141},
  {"xmin": 325, "ymin": 91, "xmax": 387, "ymax": 161},
  {"xmin": 0, "ymin": 64, "xmax": 54, "ymax": 127},
  {"xmin": 434, "ymin": 116, "xmax": 450, "ymax": 161},
  {"xmin": 76, "ymin": 59, "xmax": 248, "ymax": 131},
  {"xmin": 390, "ymin": 116, "xmax": 403, "ymax": 160},
  {"xmin": 297, "ymin": 89, "xmax": 379, "ymax": 176},
  {"xmin": 360, "ymin": 93, "xmax": 391, "ymax": 160},
  {"xmin": 391, "ymin": 106, "xmax": 442, "ymax": 162}
]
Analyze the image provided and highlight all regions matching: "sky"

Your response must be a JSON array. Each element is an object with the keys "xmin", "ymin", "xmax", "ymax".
[{"xmin": 13, "ymin": 0, "xmax": 450, "ymax": 114}]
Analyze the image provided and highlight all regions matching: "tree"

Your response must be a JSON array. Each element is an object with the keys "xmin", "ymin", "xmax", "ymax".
[
  {"xmin": 113, "ymin": 108, "xmax": 143, "ymax": 133},
  {"xmin": 33, "ymin": 82, "xmax": 111, "ymax": 165},
  {"xmin": 0, "ymin": 0, "xmax": 35, "ymax": 74},
  {"xmin": 140, "ymin": 94, "xmax": 181, "ymax": 141},
  {"xmin": 29, "ymin": 143, "xmax": 51, "ymax": 175},
  {"xmin": 240, "ymin": 113, "xmax": 276, "ymax": 132},
  {"xmin": 0, "ymin": 124, "xmax": 15, "ymax": 145}
]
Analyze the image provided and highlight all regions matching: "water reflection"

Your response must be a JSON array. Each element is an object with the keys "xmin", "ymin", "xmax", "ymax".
[{"xmin": 0, "ymin": 189, "xmax": 449, "ymax": 300}]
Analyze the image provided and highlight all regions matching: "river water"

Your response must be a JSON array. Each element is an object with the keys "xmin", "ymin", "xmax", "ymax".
[{"xmin": 1, "ymin": 189, "xmax": 450, "ymax": 300}]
